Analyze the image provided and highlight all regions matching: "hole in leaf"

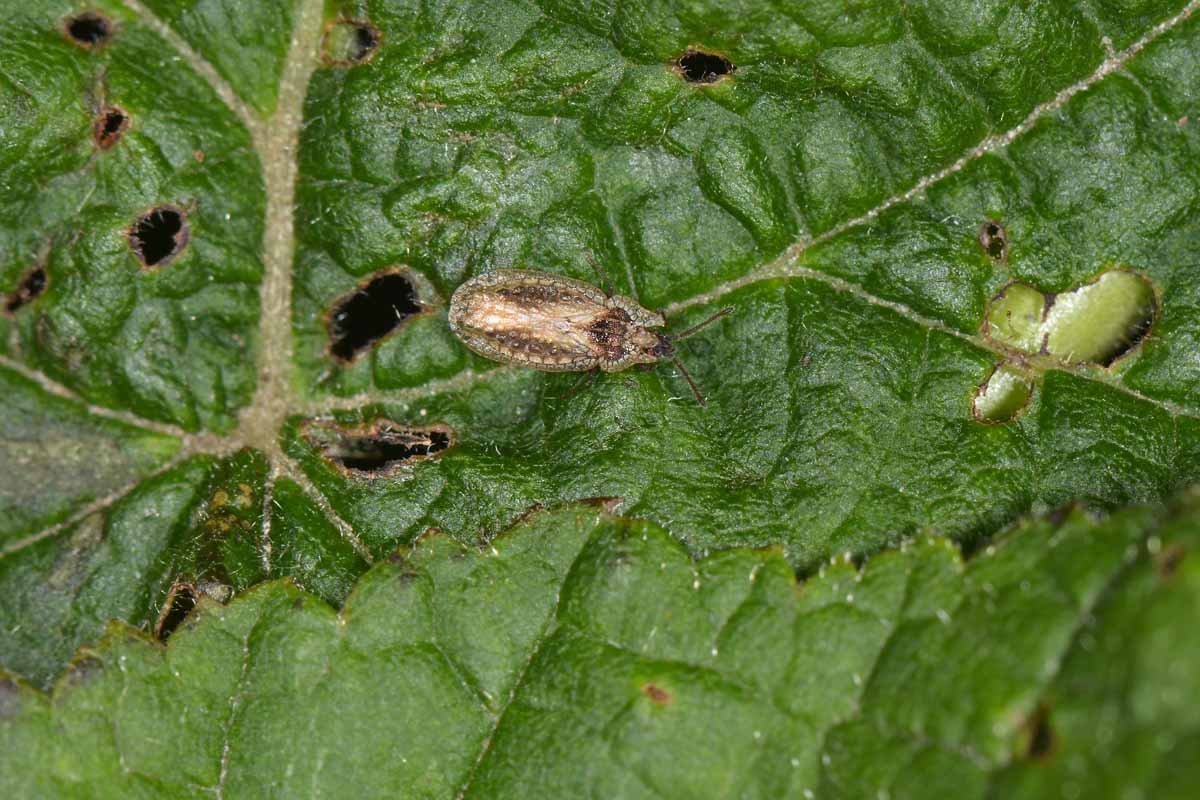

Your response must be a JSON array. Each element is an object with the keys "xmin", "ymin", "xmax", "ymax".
[
  {"xmin": 674, "ymin": 49, "xmax": 735, "ymax": 84},
  {"xmin": 982, "ymin": 282, "xmax": 1047, "ymax": 353},
  {"xmin": 304, "ymin": 419, "xmax": 453, "ymax": 477},
  {"xmin": 981, "ymin": 270, "xmax": 1158, "ymax": 367},
  {"xmin": 327, "ymin": 270, "xmax": 424, "ymax": 362},
  {"xmin": 93, "ymin": 107, "xmax": 129, "ymax": 150},
  {"xmin": 1041, "ymin": 270, "xmax": 1157, "ymax": 366},
  {"xmin": 641, "ymin": 683, "xmax": 673, "ymax": 705},
  {"xmin": 63, "ymin": 11, "xmax": 113, "ymax": 48},
  {"xmin": 972, "ymin": 364, "xmax": 1033, "ymax": 424},
  {"xmin": 129, "ymin": 206, "xmax": 189, "ymax": 268},
  {"xmin": 322, "ymin": 18, "xmax": 382, "ymax": 66},
  {"xmin": 155, "ymin": 583, "xmax": 197, "ymax": 641},
  {"xmin": 4, "ymin": 265, "xmax": 48, "ymax": 314},
  {"xmin": 1022, "ymin": 704, "xmax": 1057, "ymax": 761},
  {"xmin": 978, "ymin": 220, "xmax": 1008, "ymax": 262}
]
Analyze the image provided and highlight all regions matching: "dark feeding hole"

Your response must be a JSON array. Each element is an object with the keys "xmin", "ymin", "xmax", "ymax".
[
  {"xmin": 129, "ymin": 206, "xmax": 189, "ymax": 268},
  {"xmin": 305, "ymin": 420, "xmax": 454, "ymax": 476},
  {"xmin": 331, "ymin": 426, "xmax": 451, "ymax": 472},
  {"xmin": 1023, "ymin": 704, "xmax": 1057, "ymax": 761},
  {"xmin": 4, "ymin": 266, "xmax": 47, "ymax": 314},
  {"xmin": 675, "ymin": 49, "xmax": 735, "ymax": 84},
  {"xmin": 328, "ymin": 271, "xmax": 424, "ymax": 361},
  {"xmin": 64, "ymin": 11, "xmax": 113, "ymax": 48},
  {"xmin": 155, "ymin": 583, "xmax": 198, "ymax": 641},
  {"xmin": 350, "ymin": 23, "xmax": 381, "ymax": 61},
  {"xmin": 978, "ymin": 220, "xmax": 1008, "ymax": 262},
  {"xmin": 322, "ymin": 18, "xmax": 382, "ymax": 66},
  {"xmin": 93, "ymin": 107, "xmax": 129, "ymax": 150}
]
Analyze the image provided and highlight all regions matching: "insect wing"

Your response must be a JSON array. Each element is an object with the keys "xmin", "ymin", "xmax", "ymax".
[{"xmin": 449, "ymin": 270, "xmax": 609, "ymax": 371}]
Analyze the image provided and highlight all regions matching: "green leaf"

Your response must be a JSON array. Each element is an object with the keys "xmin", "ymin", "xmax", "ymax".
[
  {"xmin": 2, "ymin": 497, "xmax": 1198, "ymax": 797},
  {"xmin": 2, "ymin": 0, "xmax": 1200, "ymax": 793}
]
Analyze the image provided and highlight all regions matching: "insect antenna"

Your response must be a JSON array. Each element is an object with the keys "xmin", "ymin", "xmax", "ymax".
[
  {"xmin": 584, "ymin": 252, "xmax": 615, "ymax": 298},
  {"xmin": 670, "ymin": 306, "xmax": 734, "ymax": 342},
  {"xmin": 670, "ymin": 356, "xmax": 706, "ymax": 407}
]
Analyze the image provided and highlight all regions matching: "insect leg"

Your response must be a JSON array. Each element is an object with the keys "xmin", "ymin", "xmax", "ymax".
[
  {"xmin": 670, "ymin": 356, "xmax": 706, "ymax": 407},
  {"xmin": 670, "ymin": 306, "xmax": 734, "ymax": 342},
  {"xmin": 584, "ymin": 253, "xmax": 615, "ymax": 298}
]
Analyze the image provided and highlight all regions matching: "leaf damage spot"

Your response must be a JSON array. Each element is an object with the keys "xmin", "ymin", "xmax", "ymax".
[
  {"xmin": 4, "ymin": 265, "xmax": 47, "ymax": 314},
  {"xmin": 982, "ymin": 281, "xmax": 1045, "ymax": 354},
  {"xmin": 641, "ymin": 682, "xmax": 673, "ymax": 705},
  {"xmin": 303, "ymin": 419, "xmax": 454, "ymax": 477},
  {"xmin": 674, "ymin": 49, "xmax": 735, "ymax": 84},
  {"xmin": 63, "ymin": 11, "xmax": 113, "ymax": 49},
  {"xmin": 972, "ymin": 363, "xmax": 1033, "ymax": 425},
  {"xmin": 155, "ymin": 582, "xmax": 198, "ymax": 641},
  {"xmin": 978, "ymin": 220, "xmax": 1008, "ymax": 262},
  {"xmin": 327, "ymin": 269, "xmax": 427, "ymax": 362},
  {"xmin": 1041, "ymin": 270, "xmax": 1157, "ymax": 366},
  {"xmin": 982, "ymin": 270, "xmax": 1158, "ymax": 367},
  {"xmin": 129, "ymin": 206, "xmax": 189, "ymax": 269},
  {"xmin": 93, "ymin": 106, "xmax": 129, "ymax": 150},
  {"xmin": 322, "ymin": 18, "xmax": 382, "ymax": 66}
]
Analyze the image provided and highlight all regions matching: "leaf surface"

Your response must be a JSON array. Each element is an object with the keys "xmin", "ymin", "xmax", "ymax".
[
  {"xmin": 1, "ymin": 0, "xmax": 1199, "ymax": 794},
  {"xmin": 1, "ymin": 498, "xmax": 1197, "ymax": 798}
]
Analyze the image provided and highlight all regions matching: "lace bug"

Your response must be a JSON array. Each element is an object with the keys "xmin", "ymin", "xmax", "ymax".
[{"xmin": 448, "ymin": 269, "xmax": 730, "ymax": 405}]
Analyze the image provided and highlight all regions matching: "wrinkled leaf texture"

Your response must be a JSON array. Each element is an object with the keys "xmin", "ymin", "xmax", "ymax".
[{"xmin": 1, "ymin": 0, "xmax": 1199, "ymax": 797}]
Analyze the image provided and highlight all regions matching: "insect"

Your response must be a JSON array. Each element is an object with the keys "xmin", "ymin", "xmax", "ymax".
[{"xmin": 448, "ymin": 269, "xmax": 732, "ymax": 405}]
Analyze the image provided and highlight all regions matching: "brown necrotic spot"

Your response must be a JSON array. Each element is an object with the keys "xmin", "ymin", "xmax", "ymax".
[
  {"xmin": 327, "ymin": 269, "xmax": 425, "ymax": 362},
  {"xmin": 641, "ymin": 683, "xmax": 673, "ymax": 705},
  {"xmin": 674, "ymin": 49, "xmax": 735, "ymax": 84},
  {"xmin": 129, "ymin": 206, "xmax": 189, "ymax": 268},
  {"xmin": 93, "ymin": 106, "xmax": 129, "ymax": 150},
  {"xmin": 304, "ymin": 419, "xmax": 453, "ymax": 477},
  {"xmin": 155, "ymin": 582, "xmax": 198, "ymax": 641},
  {"xmin": 63, "ymin": 11, "xmax": 113, "ymax": 48},
  {"xmin": 322, "ymin": 18, "xmax": 382, "ymax": 66},
  {"xmin": 4, "ymin": 265, "xmax": 47, "ymax": 314},
  {"xmin": 978, "ymin": 220, "xmax": 1008, "ymax": 262}
]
